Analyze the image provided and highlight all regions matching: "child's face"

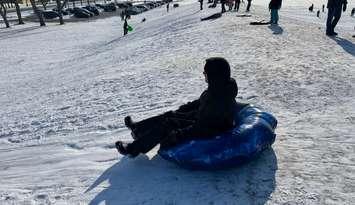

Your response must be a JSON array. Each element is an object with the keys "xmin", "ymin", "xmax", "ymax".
[{"xmin": 203, "ymin": 71, "xmax": 208, "ymax": 83}]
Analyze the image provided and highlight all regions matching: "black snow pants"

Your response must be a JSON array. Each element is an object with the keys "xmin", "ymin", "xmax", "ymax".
[
  {"xmin": 234, "ymin": 1, "xmax": 240, "ymax": 11},
  {"xmin": 126, "ymin": 112, "xmax": 195, "ymax": 154},
  {"xmin": 221, "ymin": 2, "xmax": 226, "ymax": 13},
  {"xmin": 326, "ymin": 6, "xmax": 342, "ymax": 33},
  {"xmin": 246, "ymin": 0, "xmax": 251, "ymax": 12}
]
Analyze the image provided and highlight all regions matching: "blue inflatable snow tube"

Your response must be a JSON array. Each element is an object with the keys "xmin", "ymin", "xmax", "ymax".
[{"xmin": 158, "ymin": 105, "xmax": 277, "ymax": 170}]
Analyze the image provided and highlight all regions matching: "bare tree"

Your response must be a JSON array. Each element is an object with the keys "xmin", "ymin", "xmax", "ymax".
[
  {"xmin": 0, "ymin": 3, "xmax": 10, "ymax": 28},
  {"xmin": 60, "ymin": 0, "xmax": 69, "ymax": 11},
  {"xmin": 39, "ymin": 0, "xmax": 49, "ymax": 10},
  {"xmin": 29, "ymin": 0, "xmax": 45, "ymax": 26}
]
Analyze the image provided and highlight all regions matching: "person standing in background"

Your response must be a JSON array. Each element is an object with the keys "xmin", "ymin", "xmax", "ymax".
[
  {"xmin": 123, "ymin": 18, "xmax": 128, "ymax": 36},
  {"xmin": 269, "ymin": 0, "xmax": 282, "ymax": 24},
  {"xmin": 221, "ymin": 0, "xmax": 226, "ymax": 13},
  {"xmin": 120, "ymin": 9, "xmax": 125, "ymax": 21},
  {"xmin": 234, "ymin": 0, "xmax": 241, "ymax": 11},
  {"xmin": 326, "ymin": 0, "xmax": 347, "ymax": 36},
  {"xmin": 246, "ymin": 0, "xmax": 252, "ymax": 12}
]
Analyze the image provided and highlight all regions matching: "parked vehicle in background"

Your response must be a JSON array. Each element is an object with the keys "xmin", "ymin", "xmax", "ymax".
[
  {"xmin": 145, "ymin": 2, "xmax": 156, "ymax": 9},
  {"xmin": 136, "ymin": 4, "xmax": 150, "ymax": 12},
  {"xmin": 83, "ymin": 5, "xmax": 100, "ymax": 16},
  {"xmin": 73, "ymin": 7, "xmax": 92, "ymax": 18},
  {"xmin": 126, "ymin": 6, "xmax": 142, "ymax": 15},
  {"xmin": 42, "ymin": 10, "xmax": 59, "ymax": 19},
  {"xmin": 116, "ymin": 2, "xmax": 132, "ymax": 9},
  {"xmin": 95, "ymin": 3, "xmax": 116, "ymax": 12}
]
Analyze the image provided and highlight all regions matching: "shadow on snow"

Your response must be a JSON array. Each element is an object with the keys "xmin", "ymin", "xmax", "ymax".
[
  {"xmin": 330, "ymin": 36, "xmax": 355, "ymax": 56},
  {"xmin": 86, "ymin": 148, "xmax": 278, "ymax": 205},
  {"xmin": 268, "ymin": 24, "xmax": 283, "ymax": 35}
]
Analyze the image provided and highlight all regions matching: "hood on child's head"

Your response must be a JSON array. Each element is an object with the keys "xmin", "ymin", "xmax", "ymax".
[
  {"xmin": 204, "ymin": 57, "xmax": 237, "ymax": 97},
  {"xmin": 204, "ymin": 57, "xmax": 231, "ymax": 85}
]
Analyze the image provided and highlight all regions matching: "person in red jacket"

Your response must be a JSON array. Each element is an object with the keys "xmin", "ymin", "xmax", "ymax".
[{"xmin": 115, "ymin": 58, "xmax": 247, "ymax": 157}]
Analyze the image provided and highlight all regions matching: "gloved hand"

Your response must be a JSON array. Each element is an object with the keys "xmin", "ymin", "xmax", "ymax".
[
  {"xmin": 160, "ymin": 130, "xmax": 180, "ymax": 148},
  {"xmin": 343, "ymin": 4, "xmax": 347, "ymax": 12}
]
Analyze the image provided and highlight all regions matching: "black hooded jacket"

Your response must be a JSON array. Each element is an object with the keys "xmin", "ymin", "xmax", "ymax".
[
  {"xmin": 126, "ymin": 58, "xmax": 246, "ymax": 153},
  {"xmin": 174, "ymin": 57, "xmax": 240, "ymax": 139},
  {"xmin": 327, "ymin": 0, "xmax": 347, "ymax": 9},
  {"xmin": 269, "ymin": 0, "xmax": 282, "ymax": 10},
  {"xmin": 176, "ymin": 79, "xmax": 238, "ymax": 138}
]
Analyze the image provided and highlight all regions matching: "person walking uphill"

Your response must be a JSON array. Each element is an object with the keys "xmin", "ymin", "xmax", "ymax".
[
  {"xmin": 269, "ymin": 0, "xmax": 282, "ymax": 24},
  {"xmin": 115, "ymin": 58, "xmax": 246, "ymax": 157},
  {"xmin": 123, "ymin": 18, "xmax": 128, "ymax": 36},
  {"xmin": 326, "ymin": 0, "xmax": 347, "ymax": 36}
]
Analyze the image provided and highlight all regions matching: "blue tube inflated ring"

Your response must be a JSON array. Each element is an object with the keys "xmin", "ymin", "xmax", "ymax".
[{"xmin": 158, "ymin": 105, "xmax": 277, "ymax": 170}]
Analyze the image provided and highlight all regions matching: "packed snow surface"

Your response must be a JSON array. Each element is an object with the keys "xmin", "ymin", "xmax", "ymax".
[{"xmin": 0, "ymin": 0, "xmax": 354, "ymax": 204}]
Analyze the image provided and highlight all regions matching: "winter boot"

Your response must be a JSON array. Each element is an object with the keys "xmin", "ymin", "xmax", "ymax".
[
  {"xmin": 115, "ymin": 141, "xmax": 139, "ymax": 158},
  {"xmin": 124, "ymin": 116, "xmax": 141, "ymax": 140},
  {"xmin": 124, "ymin": 116, "xmax": 136, "ymax": 130}
]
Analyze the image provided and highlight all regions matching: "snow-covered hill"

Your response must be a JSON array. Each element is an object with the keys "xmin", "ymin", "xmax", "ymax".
[{"xmin": 1, "ymin": 0, "xmax": 354, "ymax": 204}]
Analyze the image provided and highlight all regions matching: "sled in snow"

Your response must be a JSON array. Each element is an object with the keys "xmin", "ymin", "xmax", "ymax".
[
  {"xmin": 159, "ymin": 105, "xmax": 278, "ymax": 170},
  {"xmin": 127, "ymin": 25, "xmax": 133, "ymax": 32},
  {"xmin": 250, "ymin": 20, "xmax": 271, "ymax": 25},
  {"xmin": 236, "ymin": 14, "xmax": 252, "ymax": 17}
]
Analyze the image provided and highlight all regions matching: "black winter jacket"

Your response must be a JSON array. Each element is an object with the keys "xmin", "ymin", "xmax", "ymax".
[
  {"xmin": 327, "ymin": 0, "xmax": 347, "ymax": 8},
  {"xmin": 175, "ymin": 78, "xmax": 240, "ymax": 139},
  {"xmin": 269, "ymin": 0, "xmax": 282, "ymax": 10}
]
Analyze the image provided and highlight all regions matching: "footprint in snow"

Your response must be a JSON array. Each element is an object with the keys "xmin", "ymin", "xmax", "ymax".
[{"xmin": 66, "ymin": 143, "xmax": 84, "ymax": 150}]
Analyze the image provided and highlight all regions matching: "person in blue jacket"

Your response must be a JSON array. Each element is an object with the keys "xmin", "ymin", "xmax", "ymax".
[
  {"xmin": 269, "ymin": 0, "xmax": 282, "ymax": 24},
  {"xmin": 115, "ymin": 57, "xmax": 247, "ymax": 157},
  {"xmin": 326, "ymin": 0, "xmax": 347, "ymax": 36}
]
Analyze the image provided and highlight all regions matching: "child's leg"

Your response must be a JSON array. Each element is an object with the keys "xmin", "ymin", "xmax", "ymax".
[
  {"xmin": 275, "ymin": 9, "xmax": 279, "ymax": 24},
  {"xmin": 326, "ymin": 7, "xmax": 335, "ymax": 33},
  {"xmin": 127, "ymin": 124, "xmax": 168, "ymax": 154},
  {"xmin": 126, "ymin": 114, "xmax": 169, "ymax": 140}
]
